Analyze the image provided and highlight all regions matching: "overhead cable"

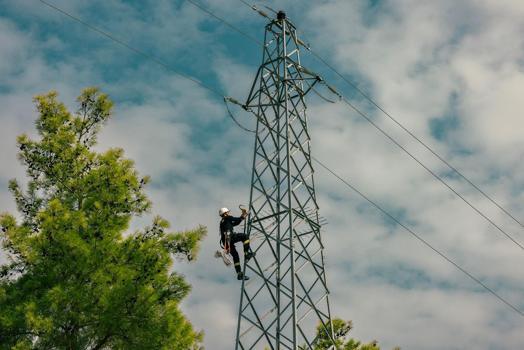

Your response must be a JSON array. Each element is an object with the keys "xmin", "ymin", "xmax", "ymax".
[
  {"xmin": 186, "ymin": 0, "xmax": 524, "ymax": 317},
  {"xmin": 38, "ymin": 0, "xmax": 524, "ymax": 318},
  {"xmin": 224, "ymin": 98, "xmax": 255, "ymax": 133},
  {"xmin": 236, "ymin": 0, "xmax": 524, "ymax": 230},
  {"xmin": 339, "ymin": 96, "xmax": 524, "ymax": 251},
  {"xmin": 38, "ymin": 0, "xmax": 222, "ymax": 97},
  {"xmin": 311, "ymin": 156, "xmax": 524, "ymax": 318},
  {"xmin": 186, "ymin": 0, "xmax": 261, "ymax": 44},
  {"xmin": 38, "ymin": 0, "xmax": 251, "ymax": 133},
  {"xmin": 185, "ymin": 0, "xmax": 524, "ymax": 251},
  {"xmin": 306, "ymin": 45, "xmax": 524, "ymax": 231},
  {"xmin": 227, "ymin": 90, "xmax": 524, "ymax": 319},
  {"xmin": 232, "ymin": 100, "xmax": 524, "ymax": 319}
]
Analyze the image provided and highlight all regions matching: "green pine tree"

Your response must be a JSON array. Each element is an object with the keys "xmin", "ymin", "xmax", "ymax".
[
  {"xmin": 311, "ymin": 318, "xmax": 400, "ymax": 350},
  {"xmin": 0, "ymin": 88, "xmax": 207, "ymax": 349}
]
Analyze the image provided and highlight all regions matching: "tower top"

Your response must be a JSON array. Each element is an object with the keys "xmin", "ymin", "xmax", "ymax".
[{"xmin": 277, "ymin": 10, "xmax": 286, "ymax": 20}]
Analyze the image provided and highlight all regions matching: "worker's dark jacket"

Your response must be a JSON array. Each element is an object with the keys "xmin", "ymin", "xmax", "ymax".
[{"xmin": 220, "ymin": 216, "xmax": 243, "ymax": 246}]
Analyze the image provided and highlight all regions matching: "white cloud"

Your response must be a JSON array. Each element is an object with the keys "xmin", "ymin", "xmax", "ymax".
[{"xmin": 1, "ymin": 1, "xmax": 524, "ymax": 349}]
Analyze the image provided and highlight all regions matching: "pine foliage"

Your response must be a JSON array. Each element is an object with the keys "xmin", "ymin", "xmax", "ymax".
[
  {"xmin": 0, "ymin": 88, "xmax": 207, "ymax": 349},
  {"xmin": 310, "ymin": 318, "xmax": 400, "ymax": 350}
]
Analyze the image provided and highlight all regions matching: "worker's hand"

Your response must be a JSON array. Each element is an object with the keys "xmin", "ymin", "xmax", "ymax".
[{"xmin": 241, "ymin": 209, "xmax": 249, "ymax": 219}]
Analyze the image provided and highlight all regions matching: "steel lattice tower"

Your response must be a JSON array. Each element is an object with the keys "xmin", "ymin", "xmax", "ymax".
[{"xmin": 235, "ymin": 11, "xmax": 335, "ymax": 350}]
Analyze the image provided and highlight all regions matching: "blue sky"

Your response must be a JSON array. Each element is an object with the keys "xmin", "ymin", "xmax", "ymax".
[{"xmin": 1, "ymin": 0, "xmax": 524, "ymax": 349}]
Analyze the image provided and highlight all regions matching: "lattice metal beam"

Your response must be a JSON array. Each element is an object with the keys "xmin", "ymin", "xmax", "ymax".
[{"xmin": 235, "ymin": 11, "xmax": 336, "ymax": 350}]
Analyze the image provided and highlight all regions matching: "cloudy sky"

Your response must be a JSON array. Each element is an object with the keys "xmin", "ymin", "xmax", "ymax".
[{"xmin": 1, "ymin": 0, "xmax": 524, "ymax": 349}]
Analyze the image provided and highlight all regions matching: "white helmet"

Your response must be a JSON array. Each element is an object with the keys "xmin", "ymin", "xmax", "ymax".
[{"xmin": 219, "ymin": 207, "xmax": 230, "ymax": 217}]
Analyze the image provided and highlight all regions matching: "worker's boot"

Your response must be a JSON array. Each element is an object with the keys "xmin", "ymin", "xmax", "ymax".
[
  {"xmin": 237, "ymin": 272, "xmax": 250, "ymax": 281},
  {"xmin": 245, "ymin": 250, "xmax": 256, "ymax": 262}
]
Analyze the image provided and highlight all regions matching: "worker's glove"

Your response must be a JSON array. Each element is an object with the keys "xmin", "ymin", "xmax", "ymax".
[{"xmin": 241, "ymin": 208, "xmax": 249, "ymax": 218}]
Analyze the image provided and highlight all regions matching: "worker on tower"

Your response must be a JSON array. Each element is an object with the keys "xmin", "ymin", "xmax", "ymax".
[{"xmin": 219, "ymin": 207, "xmax": 255, "ymax": 280}]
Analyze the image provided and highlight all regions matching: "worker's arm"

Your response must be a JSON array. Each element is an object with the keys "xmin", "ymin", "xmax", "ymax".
[{"xmin": 230, "ymin": 216, "xmax": 244, "ymax": 226}]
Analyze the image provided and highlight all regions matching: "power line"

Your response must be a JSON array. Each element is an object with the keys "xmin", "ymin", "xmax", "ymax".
[
  {"xmin": 185, "ymin": 0, "xmax": 524, "ymax": 251},
  {"xmin": 181, "ymin": 0, "xmax": 524, "ymax": 317},
  {"xmin": 235, "ymin": 0, "xmax": 524, "ymax": 231},
  {"xmin": 231, "ymin": 99, "xmax": 524, "ymax": 319},
  {"xmin": 340, "ymin": 97, "xmax": 524, "ymax": 251},
  {"xmin": 38, "ymin": 0, "xmax": 223, "ymax": 97},
  {"xmin": 185, "ymin": 0, "xmax": 264, "ymax": 45},
  {"xmin": 38, "ymin": 0, "xmax": 252, "ymax": 134},
  {"xmin": 38, "ymin": 0, "xmax": 524, "ymax": 319},
  {"xmin": 311, "ymin": 156, "xmax": 524, "ymax": 318},
  {"xmin": 306, "ymin": 47, "xmax": 524, "ymax": 231},
  {"xmin": 186, "ymin": 0, "xmax": 261, "ymax": 45},
  {"xmin": 224, "ymin": 98, "xmax": 255, "ymax": 133}
]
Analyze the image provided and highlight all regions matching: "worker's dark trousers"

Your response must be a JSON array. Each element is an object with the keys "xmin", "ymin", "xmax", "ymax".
[{"xmin": 229, "ymin": 233, "xmax": 251, "ymax": 274}]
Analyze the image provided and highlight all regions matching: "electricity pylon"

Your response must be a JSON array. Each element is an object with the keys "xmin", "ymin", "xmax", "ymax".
[{"xmin": 235, "ymin": 11, "xmax": 335, "ymax": 350}]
